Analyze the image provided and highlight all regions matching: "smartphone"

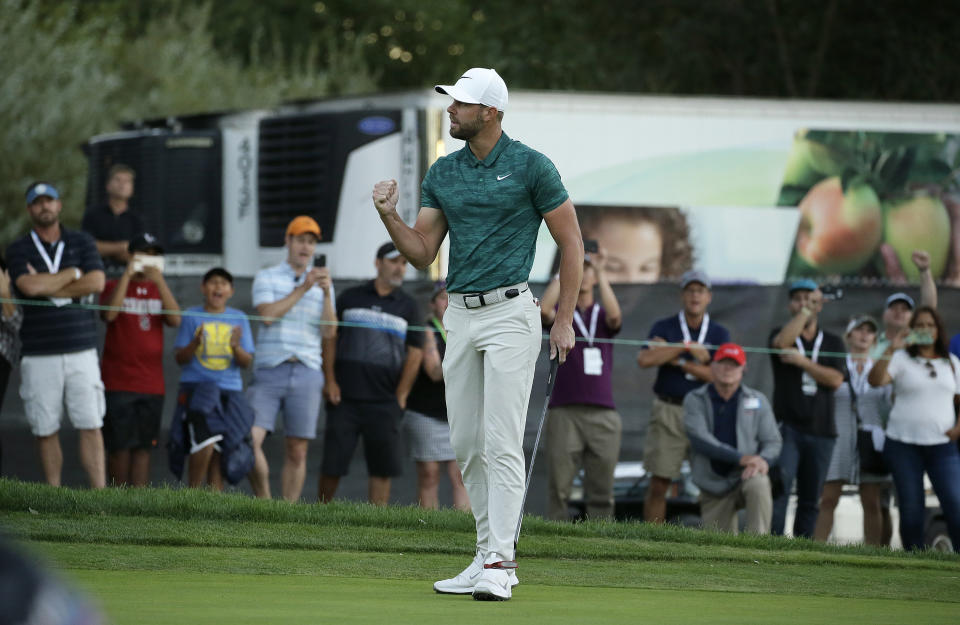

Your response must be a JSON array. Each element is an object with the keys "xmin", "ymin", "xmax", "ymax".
[
  {"xmin": 131, "ymin": 254, "xmax": 165, "ymax": 273},
  {"xmin": 314, "ymin": 253, "xmax": 326, "ymax": 268},
  {"xmin": 583, "ymin": 239, "xmax": 599, "ymax": 253},
  {"xmin": 906, "ymin": 330, "xmax": 934, "ymax": 345},
  {"xmin": 820, "ymin": 284, "xmax": 843, "ymax": 301}
]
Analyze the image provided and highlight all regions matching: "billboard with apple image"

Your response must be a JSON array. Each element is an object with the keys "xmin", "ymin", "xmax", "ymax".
[{"xmin": 779, "ymin": 130, "xmax": 960, "ymax": 285}]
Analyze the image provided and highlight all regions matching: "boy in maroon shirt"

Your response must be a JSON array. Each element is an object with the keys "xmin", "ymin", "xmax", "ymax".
[{"xmin": 100, "ymin": 234, "xmax": 181, "ymax": 486}]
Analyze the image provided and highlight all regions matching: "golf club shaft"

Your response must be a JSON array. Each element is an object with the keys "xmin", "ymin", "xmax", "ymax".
[{"xmin": 513, "ymin": 357, "xmax": 560, "ymax": 550}]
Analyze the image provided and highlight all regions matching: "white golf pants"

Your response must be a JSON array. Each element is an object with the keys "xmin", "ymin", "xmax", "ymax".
[{"xmin": 442, "ymin": 288, "xmax": 542, "ymax": 562}]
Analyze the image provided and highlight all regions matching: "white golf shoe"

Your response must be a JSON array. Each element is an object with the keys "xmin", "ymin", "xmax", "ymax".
[
  {"xmin": 472, "ymin": 562, "xmax": 513, "ymax": 601},
  {"xmin": 433, "ymin": 552, "xmax": 518, "ymax": 595}
]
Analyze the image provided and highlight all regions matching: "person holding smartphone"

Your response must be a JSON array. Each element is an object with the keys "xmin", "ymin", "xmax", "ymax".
[
  {"xmin": 247, "ymin": 216, "xmax": 336, "ymax": 502},
  {"xmin": 868, "ymin": 306, "xmax": 960, "ymax": 552},
  {"xmin": 769, "ymin": 280, "xmax": 845, "ymax": 539},
  {"xmin": 541, "ymin": 242, "xmax": 623, "ymax": 521},
  {"xmin": 99, "ymin": 233, "xmax": 181, "ymax": 487}
]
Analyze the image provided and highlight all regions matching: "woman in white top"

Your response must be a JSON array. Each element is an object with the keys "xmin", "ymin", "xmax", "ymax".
[
  {"xmin": 868, "ymin": 305, "xmax": 960, "ymax": 552},
  {"xmin": 815, "ymin": 316, "xmax": 890, "ymax": 545}
]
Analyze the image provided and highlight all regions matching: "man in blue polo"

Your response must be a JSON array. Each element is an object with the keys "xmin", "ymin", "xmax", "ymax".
[
  {"xmin": 636, "ymin": 270, "xmax": 730, "ymax": 523},
  {"xmin": 371, "ymin": 67, "xmax": 583, "ymax": 601},
  {"xmin": 247, "ymin": 216, "xmax": 336, "ymax": 502}
]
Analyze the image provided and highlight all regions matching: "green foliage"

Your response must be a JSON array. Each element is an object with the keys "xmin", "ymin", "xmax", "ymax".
[{"xmin": 0, "ymin": 0, "xmax": 375, "ymax": 248}]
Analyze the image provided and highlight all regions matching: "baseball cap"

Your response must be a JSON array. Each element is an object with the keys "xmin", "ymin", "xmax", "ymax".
[
  {"xmin": 435, "ymin": 68, "xmax": 509, "ymax": 111},
  {"xmin": 885, "ymin": 292, "xmax": 915, "ymax": 310},
  {"xmin": 713, "ymin": 343, "xmax": 746, "ymax": 366},
  {"xmin": 845, "ymin": 315, "xmax": 879, "ymax": 336},
  {"xmin": 680, "ymin": 270, "xmax": 711, "ymax": 290},
  {"xmin": 202, "ymin": 267, "xmax": 233, "ymax": 284},
  {"xmin": 286, "ymin": 215, "xmax": 321, "ymax": 239},
  {"xmin": 128, "ymin": 232, "xmax": 164, "ymax": 255},
  {"xmin": 377, "ymin": 242, "xmax": 403, "ymax": 260},
  {"xmin": 788, "ymin": 278, "xmax": 819, "ymax": 295},
  {"xmin": 25, "ymin": 182, "xmax": 59, "ymax": 204}
]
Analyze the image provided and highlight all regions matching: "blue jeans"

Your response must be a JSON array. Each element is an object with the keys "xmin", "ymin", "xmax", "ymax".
[
  {"xmin": 884, "ymin": 438, "xmax": 960, "ymax": 552},
  {"xmin": 771, "ymin": 423, "xmax": 836, "ymax": 538}
]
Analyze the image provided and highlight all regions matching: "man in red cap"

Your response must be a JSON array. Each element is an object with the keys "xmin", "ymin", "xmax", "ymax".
[
  {"xmin": 683, "ymin": 343, "xmax": 782, "ymax": 534},
  {"xmin": 247, "ymin": 215, "xmax": 336, "ymax": 501}
]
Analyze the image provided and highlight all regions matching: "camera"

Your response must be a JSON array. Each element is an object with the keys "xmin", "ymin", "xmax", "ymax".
[
  {"xmin": 314, "ymin": 253, "xmax": 326, "ymax": 268},
  {"xmin": 583, "ymin": 239, "xmax": 599, "ymax": 254}
]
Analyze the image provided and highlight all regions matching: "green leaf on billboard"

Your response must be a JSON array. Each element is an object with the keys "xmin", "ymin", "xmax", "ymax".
[
  {"xmin": 907, "ymin": 157, "xmax": 953, "ymax": 185},
  {"xmin": 878, "ymin": 133, "xmax": 946, "ymax": 149},
  {"xmin": 776, "ymin": 186, "xmax": 809, "ymax": 207}
]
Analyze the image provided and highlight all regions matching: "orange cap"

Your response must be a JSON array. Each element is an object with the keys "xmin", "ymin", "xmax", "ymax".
[{"xmin": 286, "ymin": 216, "xmax": 321, "ymax": 239}]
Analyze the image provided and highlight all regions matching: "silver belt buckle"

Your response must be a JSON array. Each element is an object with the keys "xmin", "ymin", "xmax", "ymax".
[{"xmin": 463, "ymin": 293, "xmax": 485, "ymax": 309}]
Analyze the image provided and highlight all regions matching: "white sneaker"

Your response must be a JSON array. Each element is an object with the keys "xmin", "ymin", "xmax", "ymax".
[
  {"xmin": 472, "ymin": 564, "xmax": 512, "ymax": 601},
  {"xmin": 434, "ymin": 553, "xmax": 519, "ymax": 595}
]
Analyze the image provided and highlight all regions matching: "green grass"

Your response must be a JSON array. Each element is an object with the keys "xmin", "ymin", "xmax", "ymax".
[{"xmin": 3, "ymin": 478, "xmax": 960, "ymax": 624}]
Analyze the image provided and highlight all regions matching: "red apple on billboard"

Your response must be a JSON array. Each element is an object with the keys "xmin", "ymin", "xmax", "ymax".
[{"xmin": 795, "ymin": 176, "xmax": 882, "ymax": 274}]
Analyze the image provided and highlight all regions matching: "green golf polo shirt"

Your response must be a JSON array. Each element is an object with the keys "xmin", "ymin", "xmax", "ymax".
[{"xmin": 421, "ymin": 132, "xmax": 569, "ymax": 293}]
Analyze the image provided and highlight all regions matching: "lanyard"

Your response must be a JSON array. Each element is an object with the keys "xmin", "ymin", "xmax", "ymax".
[
  {"xmin": 30, "ymin": 231, "xmax": 64, "ymax": 273},
  {"xmin": 795, "ymin": 331, "xmax": 824, "ymax": 363},
  {"xmin": 573, "ymin": 304, "xmax": 600, "ymax": 346},
  {"xmin": 846, "ymin": 355, "xmax": 872, "ymax": 395},
  {"xmin": 678, "ymin": 311, "xmax": 709, "ymax": 345},
  {"xmin": 430, "ymin": 316, "xmax": 446, "ymax": 343}
]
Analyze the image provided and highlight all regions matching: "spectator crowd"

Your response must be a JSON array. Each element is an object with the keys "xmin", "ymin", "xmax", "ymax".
[{"xmin": 1, "ymin": 168, "xmax": 959, "ymax": 554}]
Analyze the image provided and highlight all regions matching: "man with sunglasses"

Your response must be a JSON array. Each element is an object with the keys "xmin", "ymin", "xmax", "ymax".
[{"xmin": 769, "ymin": 279, "xmax": 845, "ymax": 538}]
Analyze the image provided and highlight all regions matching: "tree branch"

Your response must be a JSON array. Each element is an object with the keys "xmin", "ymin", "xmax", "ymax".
[
  {"xmin": 764, "ymin": 0, "xmax": 798, "ymax": 97},
  {"xmin": 806, "ymin": 0, "xmax": 838, "ymax": 97}
]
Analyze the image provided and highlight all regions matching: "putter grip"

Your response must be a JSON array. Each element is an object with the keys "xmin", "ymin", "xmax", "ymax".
[{"xmin": 545, "ymin": 357, "xmax": 559, "ymax": 393}]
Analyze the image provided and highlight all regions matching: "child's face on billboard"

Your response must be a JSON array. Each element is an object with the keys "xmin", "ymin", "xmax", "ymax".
[{"xmin": 587, "ymin": 215, "xmax": 662, "ymax": 283}]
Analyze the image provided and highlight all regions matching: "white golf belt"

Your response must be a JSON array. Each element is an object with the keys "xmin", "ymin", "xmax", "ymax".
[{"xmin": 449, "ymin": 282, "xmax": 528, "ymax": 309}]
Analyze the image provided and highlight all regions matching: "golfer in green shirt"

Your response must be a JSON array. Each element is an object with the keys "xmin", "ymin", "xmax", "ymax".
[{"xmin": 372, "ymin": 67, "xmax": 583, "ymax": 601}]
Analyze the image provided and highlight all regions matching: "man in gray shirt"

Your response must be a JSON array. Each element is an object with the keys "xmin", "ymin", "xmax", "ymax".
[{"xmin": 683, "ymin": 343, "xmax": 782, "ymax": 534}]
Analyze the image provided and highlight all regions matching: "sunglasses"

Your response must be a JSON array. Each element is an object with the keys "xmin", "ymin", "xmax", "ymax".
[{"xmin": 923, "ymin": 360, "xmax": 937, "ymax": 379}]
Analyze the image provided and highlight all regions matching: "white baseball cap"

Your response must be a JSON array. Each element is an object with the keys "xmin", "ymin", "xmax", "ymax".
[{"xmin": 435, "ymin": 68, "xmax": 508, "ymax": 111}]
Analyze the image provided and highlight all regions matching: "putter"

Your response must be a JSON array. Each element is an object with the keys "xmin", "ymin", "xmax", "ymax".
[{"xmin": 497, "ymin": 356, "xmax": 560, "ymax": 570}]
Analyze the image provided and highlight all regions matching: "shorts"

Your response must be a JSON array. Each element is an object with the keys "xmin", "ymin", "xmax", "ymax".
[
  {"xmin": 248, "ymin": 362, "xmax": 323, "ymax": 439},
  {"xmin": 404, "ymin": 410, "xmax": 456, "ymax": 462},
  {"xmin": 102, "ymin": 391, "xmax": 164, "ymax": 452},
  {"xmin": 321, "ymin": 398, "xmax": 404, "ymax": 477},
  {"xmin": 643, "ymin": 397, "xmax": 689, "ymax": 480},
  {"xmin": 20, "ymin": 349, "xmax": 105, "ymax": 437}
]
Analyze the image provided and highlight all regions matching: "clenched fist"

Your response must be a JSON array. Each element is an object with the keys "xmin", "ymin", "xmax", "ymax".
[{"xmin": 372, "ymin": 180, "xmax": 399, "ymax": 217}]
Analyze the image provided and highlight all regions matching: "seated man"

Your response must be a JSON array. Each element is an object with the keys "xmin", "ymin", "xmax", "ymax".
[{"xmin": 683, "ymin": 343, "xmax": 782, "ymax": 534}]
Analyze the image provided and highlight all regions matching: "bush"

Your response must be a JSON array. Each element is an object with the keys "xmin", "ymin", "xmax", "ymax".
[{"xmin": 0, "ymin": 0, "xmax": 375, "ymax": 248}]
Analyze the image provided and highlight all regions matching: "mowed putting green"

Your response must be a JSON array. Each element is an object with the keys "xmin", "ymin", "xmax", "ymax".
[
  {"xmin": 64, "ymin": 566, "xmax": 959, "ymax": 625},
  {"xmin": 3, "ymin": 479, "xmax": 959, "ymax": 624}
]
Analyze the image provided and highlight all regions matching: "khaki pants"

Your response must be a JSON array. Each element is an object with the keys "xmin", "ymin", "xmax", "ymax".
[
  {"xmin": 442, "ymin": 289, "xmax": 542, "ymax": 562},
  {"xmin": 699, "ymin": 474, "xmax": 773, "ymax": 535},
  {"xmin": 643, "ymin": 398, "xmax": 689, "ymax": 480},
  {"xmin": 546, "ymin": 405, "xmax": 622, "ymax": 521}
]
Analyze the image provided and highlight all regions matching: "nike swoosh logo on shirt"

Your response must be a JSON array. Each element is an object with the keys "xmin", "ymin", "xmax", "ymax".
[{"xmin": 497, "ymin": 173, "xmax": 512, "ymax": 181}]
